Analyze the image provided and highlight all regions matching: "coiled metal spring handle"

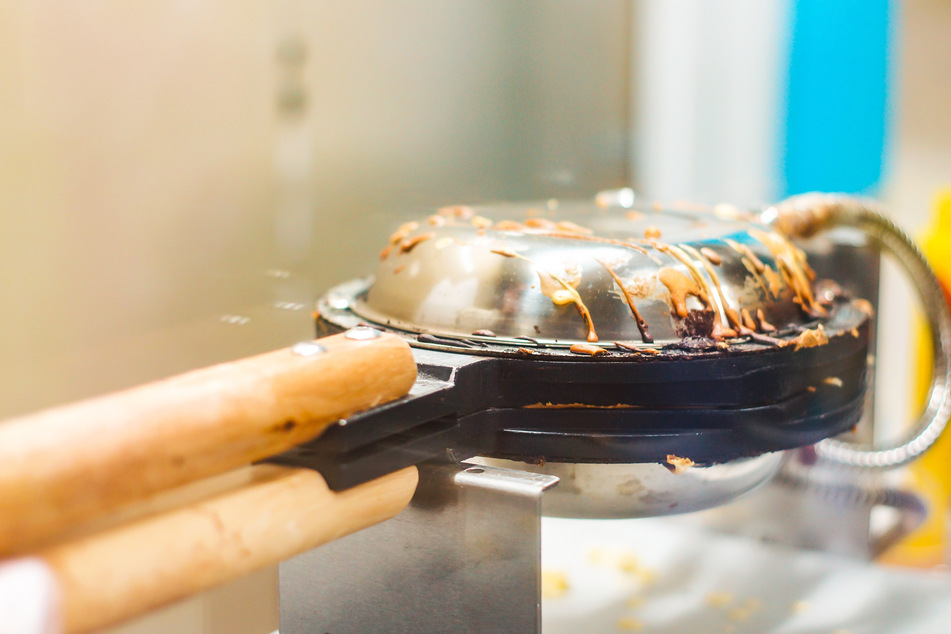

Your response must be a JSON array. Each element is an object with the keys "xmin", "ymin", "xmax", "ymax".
[{"xmin": 763, "ymin": 193, "xmax": 951, "ymax": 469}]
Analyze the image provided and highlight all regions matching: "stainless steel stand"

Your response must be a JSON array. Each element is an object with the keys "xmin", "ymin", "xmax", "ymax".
[{"xmin": 279, "ymin": 462, "xmax": 558, "ymax": 633}]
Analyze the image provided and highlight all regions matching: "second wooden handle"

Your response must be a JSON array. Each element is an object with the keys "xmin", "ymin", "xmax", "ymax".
[
  {"xmin": 40, "ymin": 464, "xmax": 420, "ymax": 634},
  {"xmin": 0, "ymin": 331, "xmax": 417, "ymax": 555}
]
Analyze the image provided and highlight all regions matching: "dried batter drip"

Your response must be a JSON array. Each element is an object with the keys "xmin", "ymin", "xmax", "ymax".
[{"xmin": 658, "ymin": 268, "xmax": 704, "ymax": 318}]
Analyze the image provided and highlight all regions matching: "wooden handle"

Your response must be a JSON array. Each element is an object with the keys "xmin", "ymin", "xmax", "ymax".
[
  {"xmin": 0, "ymin": 332, "xmax": 417, "ymax": 555},
  {"xmin": 36, "ymin": 464, "xmax": 419, "ymax": 634}
]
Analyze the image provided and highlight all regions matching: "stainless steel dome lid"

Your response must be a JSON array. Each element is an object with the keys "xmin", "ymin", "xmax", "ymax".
[
  {"xmin": 306, "ymin": 193, "xmax": 951, "ymax": 480},
  {"xmin": 357, "ymin": 193, "xmax": 830, "ymax": 349},
  {"xmin": 291, "ymin": 192, "xmax": 951, "ymax": 519}
]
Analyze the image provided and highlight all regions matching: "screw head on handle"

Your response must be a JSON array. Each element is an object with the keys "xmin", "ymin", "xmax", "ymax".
[
  {"xmin": 345, "ymin": 326, "xmax": 382, "ymax": 341},
  {"xmin": 291, "ymin": 341, "xmax": 327, "ymax": 357}
]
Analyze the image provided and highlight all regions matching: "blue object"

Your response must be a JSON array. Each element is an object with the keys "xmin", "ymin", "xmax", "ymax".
[{"xmin": 781, "ymin": 0, "xmax": 893, "ymax": 196}]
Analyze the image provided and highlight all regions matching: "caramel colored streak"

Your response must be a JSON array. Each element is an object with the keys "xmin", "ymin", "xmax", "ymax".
[
  {"xmin": 569, "ymin": 343, "xmax": 608, "ymax": 356},
  {"xmin": 761, "ymin": 265, "xmax": 784, "ymax": 298},
  {"xmin": 597, "ymin": 260, "xmax": 654, "ymax": 344},
  {"xmin": 537, "ymin": 232, "xmax": 650, "ymax": 256},
  {"xmin": 724, "ymin": 239, "xmax": 766, "ymax": 273},
  {"xmin": 777, "ymin": 254, "xmax": 823, "ymax": 315},
  {"xmin": 699, "ymin": 247, "xmax": 721, "ymax": 265},
  {"xmin": 495, "ymin": 220, "xmax": 525, "ymax": 231},
  {"xmin": 525, "ymin": 402, "xmax": 633, "ymax": 409},
  {"xmin": 740, "ymin": 308, "xmax": 757, "ymax": 331},
  {"xmin": 679, "ymin": 244, "xmax": 745, "ymax": 333},
  {"xmin": 571, "ymin": 297, "xmax": 599, "ymax": 342},
  {"xmin": 726, "ymin": 238, "xmax": 775, "ymax": 299},
  {"xmin": 654, "ymin": 244, "xmax": 711, "ymax": 307},
  {"xmin": 661, "ymin": 243, "xmax": 738, "ymax": 339},
  {"xmin": 388, "ymin": 221, "xmax": 419, "ymax": 244},
  {"xmin": 739, "ymin": 258, "xmax": 773, "ymax": 299},
  {"xmin": 497, "ymin": 250, "xmax": 599, "ymax": 342},
  {"xmin": 555, "ymin": 221, "xmax": 594, "ymax": 235},
  {"xmin": 658, "ymin": 243, "xmax": 738, "ymax": 336},
  {"xmin": 524, "ymin": 217, "xmax": 556, "ymax": 230},
  {"xmin": 657, "ymin": 268, "xmax": 702, "ymax": 318},
  {"xmin": 437, "ymin": 205, "xmax": 475, "ymax": 219},
  {"xmin": 749, "ymin": 229, "xmax": 825, "ymax": 316},
  {"xmin": 400, "ymin": 233, "xmax": 435, "ymax": 253}
]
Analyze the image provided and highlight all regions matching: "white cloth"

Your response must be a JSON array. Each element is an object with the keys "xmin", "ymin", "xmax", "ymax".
[{"xmin": 0, "ymin": 559, "xmax": 61, "ymax": 634}]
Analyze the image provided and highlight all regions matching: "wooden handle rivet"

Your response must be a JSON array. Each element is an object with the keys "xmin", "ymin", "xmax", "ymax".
[
  {"xmin": 345, "ymin": 326, "xmax": 382, "ymax": 340},
  {"xmin": 290, "ymin": 341, "xmax": 327, "ymax": 357},
  {"xmin": 326, "ymin": 293, "xmax": 352, "ymax": 310}
]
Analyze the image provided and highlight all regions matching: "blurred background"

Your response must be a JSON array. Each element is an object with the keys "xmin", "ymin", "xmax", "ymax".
[{"xmin": 1, "ymin": 0, "xmax": 950, "ymax": 632}]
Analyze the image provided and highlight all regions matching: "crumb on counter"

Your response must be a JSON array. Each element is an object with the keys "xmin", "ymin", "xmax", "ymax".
[
  {"xmin": 617, "ymin": 616, "xmax": 645, "ymax": 631},
  {"xmin": 790, "ymin": 599, "xmax": 809, "ymax": 613},
  {"xmin": 587, "ymin": 548, "xmax": 606, "ymax": 565},
  {"xmin": 626, "ymin": 596, "xmax": 644, "ymax": 609},
  {"xmin": 726, "ymin": 598, "xmax": 761, "ymax": 622},
  {"xmin": 541, "ymin": 569, "xmax": 570, "ymax": 599},
  {"xmin": 705, "ymin": 591, "xmax": 733, "ymax": 608},
  {"xmin": 586, "ymin": 548, "xmax": 656, "ymax": 585},
  {"xmin": 616, "ymin": 552, "xmax": 656, "ymax": 584},
  {"xmin": 727, "ymin": 606, "xmax": 752, "ymax": 622}
]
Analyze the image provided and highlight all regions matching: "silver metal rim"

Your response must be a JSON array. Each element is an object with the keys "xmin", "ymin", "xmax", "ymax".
[{"xmin": 471, "ymin": 453, "xmax": 784, "ymax": 519}]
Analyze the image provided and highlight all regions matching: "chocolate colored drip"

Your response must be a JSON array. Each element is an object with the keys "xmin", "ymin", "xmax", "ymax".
[
  {"xmin": 375, "ymin": 200, "xmax": 840, "ymax": 348},
  {"xmin": 598, "ymin": 259, "xmax": 654, "ymax": 344}
]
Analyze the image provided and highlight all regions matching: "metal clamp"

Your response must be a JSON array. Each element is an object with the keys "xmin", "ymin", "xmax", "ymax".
[{"xmin": 279, "ymin": 461, "xmax": 558, "ymax": 633}]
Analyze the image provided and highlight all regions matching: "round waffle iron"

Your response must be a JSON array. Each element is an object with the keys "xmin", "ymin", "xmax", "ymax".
[{"xmin": 272, "ymin": 192, "xmax": 951, "ymax": 518}]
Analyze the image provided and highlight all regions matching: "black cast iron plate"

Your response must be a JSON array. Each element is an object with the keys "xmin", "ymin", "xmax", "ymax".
[{"xmin": 267, "ymin": 301, "xmax": 870, "ymax": 491}]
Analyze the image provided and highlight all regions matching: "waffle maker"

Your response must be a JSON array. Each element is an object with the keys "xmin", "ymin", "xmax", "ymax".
[
  {"xmin": 274, "ymin": 191, "xmax": 951, "ymax": 632},
  {"xmin": 271, "ymin": 192, "xmax": 951, "ymax": 517},
  {"xmin": 4, "ymin": 192, "xmax": 946, "ymax": 633}
]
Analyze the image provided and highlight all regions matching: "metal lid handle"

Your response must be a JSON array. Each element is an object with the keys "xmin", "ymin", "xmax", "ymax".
[{"xmin": 765, "ymin": 193, "xmax": 951, "ymax": 469}]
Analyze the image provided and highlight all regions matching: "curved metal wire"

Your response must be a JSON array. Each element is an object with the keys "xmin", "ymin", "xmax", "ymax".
[{"xmin": 766, "ymin": 193, "xmax": 951, "ymax": 469}]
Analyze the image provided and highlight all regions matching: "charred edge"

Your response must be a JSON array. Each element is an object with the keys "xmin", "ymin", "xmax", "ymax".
[
  {"xmin": 746, "ymin": 331, "xmax": 785, "ymax": 347},
  {"xmin": 672, "ymin": 336, "xmax": 719, "ymax": 352},
  {"xmin": 682, "ymin": 309, "xmax": 715, "ymax": 338}
]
